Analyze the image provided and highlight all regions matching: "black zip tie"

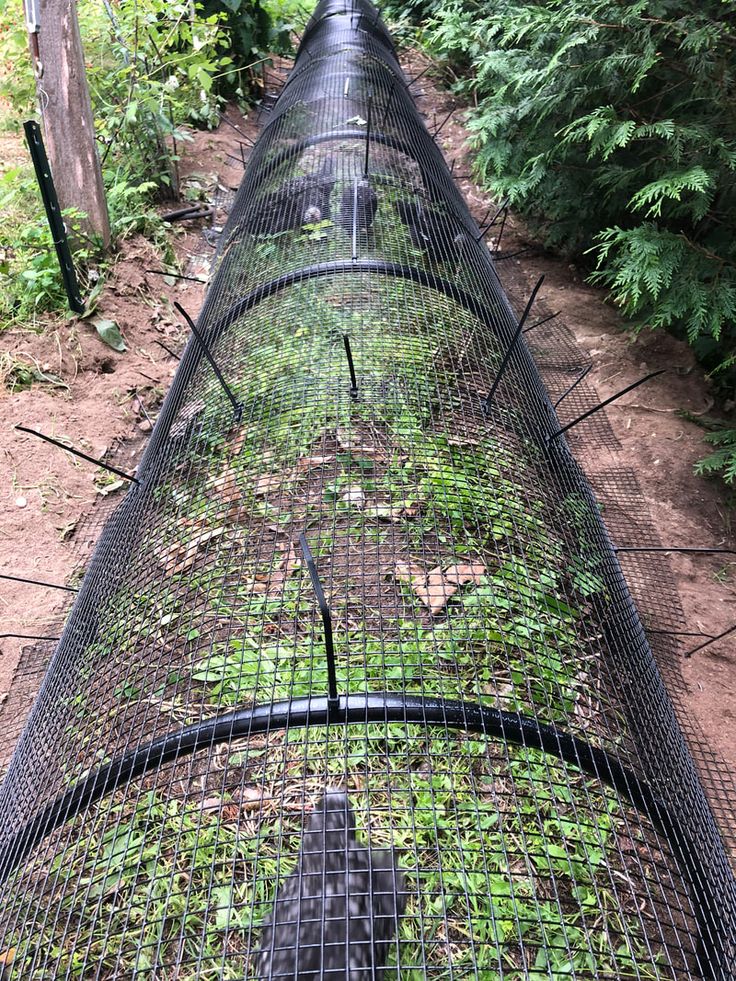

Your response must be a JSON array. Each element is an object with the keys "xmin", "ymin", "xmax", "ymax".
[
  {"xmin": 432, "ymin": 108, "xmax": 454, "ymax": 141},
  {"xmin": 475, "ymin": 202, "xmax": 495, "ymax": 233},
  {"xmin": 406, "ymin": 63, "xmax": 432, "ymax": 88},
  {"xmin": 23, "ymin": 120, "xmax": 85, "ymax": 315},
  {"xmin": 225, "ymin": 152, "xmax": 247, "ymax": 169},
  {"xmin": 351, "ymin": 180, "xmax": 359, "ymax": 261},
  {"xmin": 0, "ymin": 573, "xmax": 77, "ymax": 593},
  {"xmin": 553, "ymin": 365, "xmax": 592, "ymax": 409},
  {"xmin": 523, "ymin": 310, "xmax": 560, "ymax": 334},
  {"xmin": 145, "ymin": 269, "xmax": 207, "ymax": 284},
  {"xmin": 298, "ymin": 533, "xmax": 339, "ymax": 712},
  {"xmin": 475, "ymin": 199, "xmax": 509, "ymax": 241},
  {"xmin": 614, "ymin": 546, "xmax": 736, "ymax": 556},
  {"xmin": 154, "ymin": 339, "xmax": 181, "ymax": 361},
  {"xmin": 548, "ymin": 370, "xmax": 665, "ymax": 443},
  {"xmin": 684, "ymin": 623, "xmax": 736, "ymax": 659},
  {"xmin": 343, "ymin": 335, "xmax": 358, "ymax": 397},
  {"xmin": 0, "ymin": 633, "xmax": 60, "ymax": 642},
  {"xmin": 216, "ymin": 110, "xmax": 254, "ymax": 146},
  {"xmin": 493, "ymin": 247, "xmax": 532, "ymax": 261},
  {"xmin": 496, "ymin": 206, "xmax": 509, "ymax": 250},
  {"xmin": 174, "ymin": 302, "xmax": 243, "ymax": 422},
  {"xmin": 15, "ymin": 426, "xmax": 140, "ymax": 484},
  {"xmin": 381, "ymin": 82, "xmax": 397, "ymax": 128},
  {"xmin": 484, "ymin": 276, "xmax": 544, "ymax": 413},
  {"xmin": 239, "ymin": 142, "xmax": 247, "ymax": 168},
  {"xmin": 363, "ymin": 93, "xmax": 373, "ymax": 176}
]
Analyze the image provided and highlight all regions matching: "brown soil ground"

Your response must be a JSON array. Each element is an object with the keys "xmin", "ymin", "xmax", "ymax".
[{"xmin": 1, "ymin": 51, "xmax": 734, "ymax": 818}]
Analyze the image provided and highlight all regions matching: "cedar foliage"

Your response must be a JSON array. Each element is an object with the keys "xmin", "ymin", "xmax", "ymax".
[{"xmin": 389, "ymin": 0, "xmax": 736, "ymax": 479}]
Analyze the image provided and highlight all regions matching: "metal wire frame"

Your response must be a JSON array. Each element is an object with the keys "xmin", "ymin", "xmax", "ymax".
[{"xmin": 0, "ymin": 0, "xmax": 735, "ymax": 977}]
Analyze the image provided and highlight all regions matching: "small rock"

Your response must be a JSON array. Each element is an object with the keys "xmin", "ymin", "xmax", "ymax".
[
  {"xmin": 15, "ymin": 496, "xmax": 27, "ymax": 508},
  {"xmin": 138, "ymin": 419, "xmax": 153, "ymax": 433}
]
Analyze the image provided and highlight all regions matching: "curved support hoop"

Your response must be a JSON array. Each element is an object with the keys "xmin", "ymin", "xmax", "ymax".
[
  {"xmin": 0, "ymin": 692, "xmax": 728, "ymax": 974},
  {"xmin": 207, "ymin": 259, "xmax": 506, "ymax": 342}
]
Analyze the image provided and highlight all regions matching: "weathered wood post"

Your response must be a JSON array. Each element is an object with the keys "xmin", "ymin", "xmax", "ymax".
[{"xmin": 29, "ymin": 0, "xmax": 111, "ymax": 248}]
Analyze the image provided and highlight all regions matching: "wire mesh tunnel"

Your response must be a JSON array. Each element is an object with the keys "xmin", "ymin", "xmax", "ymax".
[{"xmin": 1, "ymin": 1, "xmax": 735, "ymax": 977}]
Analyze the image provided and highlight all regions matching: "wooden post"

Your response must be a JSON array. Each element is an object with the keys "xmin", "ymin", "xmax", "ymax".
[{"xmin": 33, "ymin": 0, "xmax": 111, "ymax": 248}]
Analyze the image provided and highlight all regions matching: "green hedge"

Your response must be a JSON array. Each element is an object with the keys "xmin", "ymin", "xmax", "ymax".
[{"xmin": 386, "ymin": 0, "xmax": 736, "ymax": 479}]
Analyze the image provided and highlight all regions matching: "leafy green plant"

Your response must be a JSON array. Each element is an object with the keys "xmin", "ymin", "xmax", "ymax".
[{"xmin": 413, "ymin": 0, "xmax": 736, "ymax": 482}]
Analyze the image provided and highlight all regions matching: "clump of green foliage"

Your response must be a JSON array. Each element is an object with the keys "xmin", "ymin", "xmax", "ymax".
[
  {"xmin": 389, "ymin": 0, "xmax": 736, "ymax": 481},
  {"xmin": 0, "ymin": 0, "xmax": 302, "ymax": 331}
]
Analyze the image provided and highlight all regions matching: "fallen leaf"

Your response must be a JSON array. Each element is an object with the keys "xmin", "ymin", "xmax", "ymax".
[
  {"xmin": 211, "ymin": 468, "xmax": 241, "ymax": 506},
  {"xmin": 369, "ymin": 501, "xmax": 419, "ymax": 523},
  {"xmin": 394, "ymin": 561, "xmax": 425, "ymax": 584},
  {"xmin": 201, "ymin": 796, "xmax": 223, "ymax": 811},
  {"xmin": 254, "ymin": 543, "xmax": 302, "ymax": 597},
  {"xmin": 221, "ymin": 803, "xmax": 241, "ymax": 823},
  {"xmin": 89, "ymin": 316, "xmax": 126, "ymax": 352},
  {"xmin": 336, "ymin": 428, "xmax": 384, "ymax": 458},
  {"xmin": 164, "ymin": 526, "xmax": 225, "ymax": 574},
  {"xmin": 254, "ymin": 473, "xmax": 283, "ymax": 495},
  {"xmin": 414, "ymin": 567, "xmax": 458, "ymax": 615},
  {"xmin": 228, "ymin": 429, "xmax": 249, "ymax": 456},
  {"xmin": 395, "ymin": 560, "xmax": 485, "ymax": 614},
  {"xmin": 444, "ymin": 562, "xmax": 486, "ymax": 586},
  {"xmin": 297, "ymin": 455, "xmax": 335, "ymax": 470},
  {"xmin": 95, "ymin": 479, "xmax": 125, "ymax": 498}
]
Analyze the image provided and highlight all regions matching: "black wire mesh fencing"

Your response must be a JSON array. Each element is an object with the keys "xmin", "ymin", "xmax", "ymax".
[{"xmin": 1, "ymin": 1, "xmax": 735, "ymax": 977}]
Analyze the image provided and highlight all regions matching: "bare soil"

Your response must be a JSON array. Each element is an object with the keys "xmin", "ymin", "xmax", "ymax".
[{"xmin": 1, "ymin": 55, "xmax": 734, "ymax": 805}]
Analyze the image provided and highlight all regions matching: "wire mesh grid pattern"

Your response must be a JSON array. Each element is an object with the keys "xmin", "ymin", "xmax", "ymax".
[
  {"xmin": 1, "ymin": 2, "xmax": 735, "ymax": 977},
  {"xmin": 500, "ymin": 261, "xmax": 736, "ymax": 867}
]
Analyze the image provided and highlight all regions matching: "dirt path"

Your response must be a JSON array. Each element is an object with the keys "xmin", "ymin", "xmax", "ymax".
[{"xmin": 2, "ymin": 53, "xmax": 734, "ymax": 805}]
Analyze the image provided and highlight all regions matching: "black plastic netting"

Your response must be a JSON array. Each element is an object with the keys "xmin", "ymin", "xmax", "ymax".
[{"xmin": 1, "ymin": 2, "xmax": 735, "ymax": 977}]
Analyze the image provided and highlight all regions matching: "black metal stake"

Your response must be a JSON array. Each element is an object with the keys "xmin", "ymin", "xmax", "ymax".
[
  {"xmin": 684, "ymin": 623, "xmax": 736, "ymax": 659},
  {"xmin": 0, "ymin": 573, "xmax": 77, "ymax": 593},
  {"xmin": 363, "ymin": 94, "xmax": 373, "ymax": 177},
  {"xmin": 547, "ymin": 370, "xmax": 665, "ymax": 443},
  {"xmin": 553, "ymin": 365, "xmax": 592, "ymax": 409},
  {"xmin": 15, "ymin": 426, "xmax": 139, "ymax": 484},
  {"xmin": 484, "ymin": 277, "xmax": 544, "ymax": 413},
  {"xmin": 343, "ymin": 335, "xmax": 358, "ymax": 397},
  {"xmin": 174, "ymin": 302, "xmax": 243, "ymax": 421},
  {"xmin": 298, "ymin": 534, "xmax": 339, "ymax": 713},
  {"xmin": 23, "ymin": 120, "xmax": 85, "ymax": 315}
]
